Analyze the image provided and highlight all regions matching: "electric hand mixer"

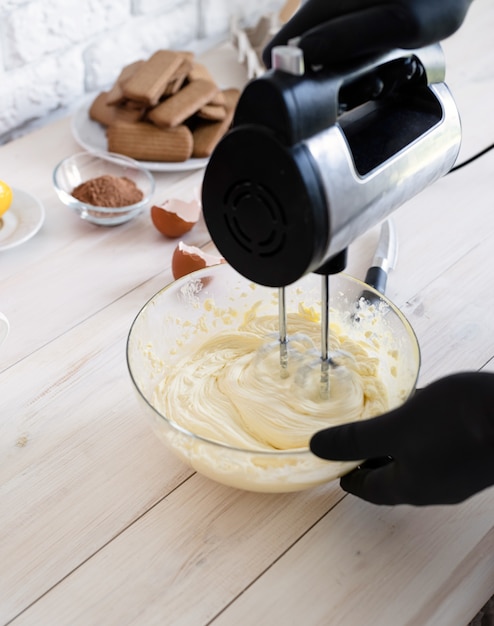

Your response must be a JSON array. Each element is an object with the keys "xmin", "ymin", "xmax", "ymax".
[{"xmin": 201, "ymin": 43, "xmax": 461, "ymax": 392}]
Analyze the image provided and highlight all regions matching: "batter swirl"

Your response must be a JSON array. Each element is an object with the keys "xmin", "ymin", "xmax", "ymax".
[{"xmin": 153, "ymin": 306, "xmax": 388, "ymax": 452}]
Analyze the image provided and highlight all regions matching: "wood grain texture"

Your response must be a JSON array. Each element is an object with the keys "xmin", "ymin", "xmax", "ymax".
[
  {"xmin": 10, "ymin": 480, "xmax": 343, "ymax": 625},
  {"xmin": 1, "ymin": 6, "xmax": 494, "ymax": 624},
  {"xmin": 211, "ymin": 494, "xmax": 494, "ymax": 626}
]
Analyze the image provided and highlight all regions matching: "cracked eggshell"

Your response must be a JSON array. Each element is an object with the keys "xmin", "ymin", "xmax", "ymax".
[
  {"xmin": 172, "ymin": 241, "xmax": 225, "ymax": 280},
  {"xmin": 151, "ymin": 197, "xmax": 201, "ymax": 238}
]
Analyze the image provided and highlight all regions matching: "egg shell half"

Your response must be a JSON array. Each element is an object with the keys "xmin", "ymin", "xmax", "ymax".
[
  {"xmin": 172, "ymin": 241, "xmax": 225, "ymax": 279},
  {"xmin": 151, "ymin": 198, "xmax": 201, "ymax": 238}
]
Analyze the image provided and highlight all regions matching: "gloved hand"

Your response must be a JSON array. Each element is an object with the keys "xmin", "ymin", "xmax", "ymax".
[
  {"xmin": 310, "ymin": 372, "xmax": 494, "ymax": 505},
  {"xmin": 263, "ymin": 0, "xmax": 474, "ymax": 68}
]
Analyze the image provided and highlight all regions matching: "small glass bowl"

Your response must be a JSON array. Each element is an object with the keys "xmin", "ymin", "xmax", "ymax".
[{"xmin": 53, "ymin": 151, "xmax": 155, "ymax": 226}]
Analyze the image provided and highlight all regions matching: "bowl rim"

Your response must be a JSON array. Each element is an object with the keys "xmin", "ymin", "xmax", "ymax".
[
  {"xmin": 53, "ymin": 150, "xmax": 155, "ymax": 211},
  {"xmin": 126, "ymin": 264, "xmax": 421, "ymax": 457}
]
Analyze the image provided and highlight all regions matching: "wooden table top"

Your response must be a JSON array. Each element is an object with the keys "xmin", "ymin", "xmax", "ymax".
[{"xmin": 1, "ymin": 2, "xmax": 493, "ymax": 624}]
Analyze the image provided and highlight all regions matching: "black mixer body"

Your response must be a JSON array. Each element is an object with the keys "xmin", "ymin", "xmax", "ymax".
[{"xmin": 202, "ymin": 44, "xmax": 461, "ymax": 287}]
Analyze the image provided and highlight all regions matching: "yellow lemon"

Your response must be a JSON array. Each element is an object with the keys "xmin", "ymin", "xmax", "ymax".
[{"xmin": 0, "ymin": 180, "xmax": 13, "ymax": 218}]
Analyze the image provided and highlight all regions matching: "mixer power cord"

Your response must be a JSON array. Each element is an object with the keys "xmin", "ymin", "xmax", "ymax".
[{"xmin": 448, "ymin": 141, "xmax": 494, "ymax": 173}]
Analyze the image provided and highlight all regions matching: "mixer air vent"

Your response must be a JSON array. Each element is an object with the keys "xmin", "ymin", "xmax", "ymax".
[{"xmin": 224, "ymin": 181, "xmax": 287, "ymax": 258}]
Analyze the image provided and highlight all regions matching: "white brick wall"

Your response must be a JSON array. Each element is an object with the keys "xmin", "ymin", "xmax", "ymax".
[{"xmin": 0, "ymin": 0, "xmax": 285, "ymax": 143}]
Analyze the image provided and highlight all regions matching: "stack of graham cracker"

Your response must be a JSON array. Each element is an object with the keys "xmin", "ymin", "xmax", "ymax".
[{"xmin": 89, "ymin": 49, "xmax": 240, "ymax": 162}]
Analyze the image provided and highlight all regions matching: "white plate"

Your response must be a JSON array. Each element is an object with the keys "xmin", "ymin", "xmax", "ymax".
[
  {"xmin": 70, "ymin": 98, "xmax": 210, "ymax": 172},
  {"xmin": 0, "ymin": 188, "xmax": 45, "ymax": 251}
]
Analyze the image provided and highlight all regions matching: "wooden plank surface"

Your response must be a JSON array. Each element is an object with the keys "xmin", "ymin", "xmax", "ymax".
[
  {"xmin": 212, "ymin": 493, "xmax": 494, "ymax": 626},
  {"xmin": 1, "ymin": 3, "xmax": 494, "ymax": 625},
  {"xmin": 10, "ymin": 480, "xmax": 344, "ymax": 625}
]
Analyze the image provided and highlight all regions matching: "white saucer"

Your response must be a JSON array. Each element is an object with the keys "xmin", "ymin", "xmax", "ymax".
[{"xmin": 0, "ymin": 188, "xmax": 45, "ymax": 251}]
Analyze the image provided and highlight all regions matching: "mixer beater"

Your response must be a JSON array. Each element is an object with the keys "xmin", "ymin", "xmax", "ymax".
[
  {"xmin": 202, "ymin": 41, "xmax": 462, "ymax": 395},
  {"xmin": 269, "ymin": 45, "xmax": 343, "ymax": 394}
]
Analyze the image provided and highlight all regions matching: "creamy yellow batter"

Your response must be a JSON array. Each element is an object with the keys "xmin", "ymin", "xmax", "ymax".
[{"xmin": 153, "ymin": 304, "xmax": 389, "ymax": 452}]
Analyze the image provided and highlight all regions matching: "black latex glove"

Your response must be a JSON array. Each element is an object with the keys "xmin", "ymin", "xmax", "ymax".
[
  {"xmin": 263, "ymin": 0, "xmax": 474, "ymax": 68},
  {"xmin": 310, "ymin": 372, "xmax": 494, "ymax": 506}
]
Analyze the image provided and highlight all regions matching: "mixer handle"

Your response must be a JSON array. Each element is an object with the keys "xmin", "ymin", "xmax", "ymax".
[{"xmin": 233, "ymin": 44, "xmax": 446, "ymax": 147}]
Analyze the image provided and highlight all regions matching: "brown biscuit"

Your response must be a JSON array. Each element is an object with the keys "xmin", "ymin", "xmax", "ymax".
[
  {"xmin": 197, "ymin": 103, "xmax": 227, "ymax": 121},
  {"xmin": 106, "ymin": 60, "xmax": 145, "ymax": 106},
  {"xmin": 188, "ymin": 64, "xmax": 224, "ymax": 100},
  {"xmin": 89, "ymin": 92, "xmax": 116, "ymax": 127},
  {"xmin": 187, "ymin": 62, "xmax": 215, "ymax": 83},
  {"xmin": 192, "ymin": 88, "xmax": 240, "ymax": 158},
  {"xmin": 106, "ymin": 120, "xmax": 194, "ymax": 162},
  {"xmin": 209, "ymin": 90, "xmax": 226, "ymax": 106},
  {"xmin": 147, "ymin": 78, "xmax": 219, "ymax": 128},
  {"xmin": 162, "ymin": 58, "xmax": 193, "ymax": 96},
  {"xmin": 122, "ymin": 50, "xmax": 186, "ymax": 106},
  {"xmin": 187, "ymin": 63, "xmax": 225, "ymax": 105},
  {"xmin": 175, "ymin": 50, "xmax": 195, "ymax": 63},
  {"xmin": 112, "ymin": 100, "xmax": 148, "ymax": 123}
]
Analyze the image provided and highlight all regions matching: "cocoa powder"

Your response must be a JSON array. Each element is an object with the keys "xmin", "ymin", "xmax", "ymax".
[{"xmin": 72, "ymin": 174, "xmax": 144, "ymax": 207}]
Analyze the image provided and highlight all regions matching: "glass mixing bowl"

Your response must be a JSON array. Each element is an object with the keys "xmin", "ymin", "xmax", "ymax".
[{"xmin": 126, "ymin": 263, "xmax": 420, "ymax": 493}]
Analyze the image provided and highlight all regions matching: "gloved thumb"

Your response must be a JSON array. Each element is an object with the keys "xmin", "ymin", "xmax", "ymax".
[{"xmin": 309, "ymin": 400, "xmax": 413, "ymax": 461}]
